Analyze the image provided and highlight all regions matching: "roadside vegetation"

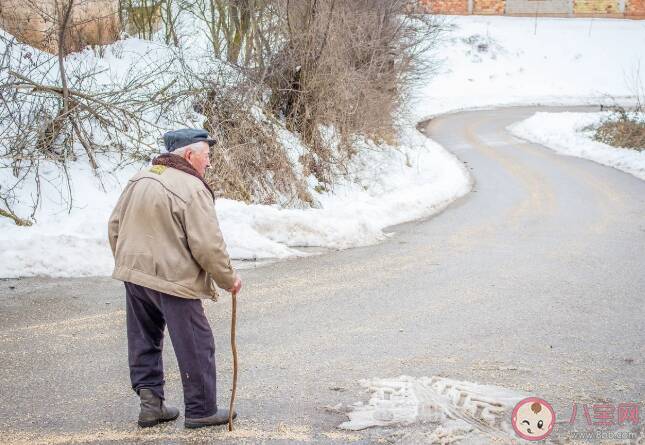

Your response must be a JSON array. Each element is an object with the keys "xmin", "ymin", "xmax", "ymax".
[
  {"xmin": 591, "ymin": 106, "xmax": 645, "ymax": 152},
  {"xmin": 590, "ymin": 73, "xmax": 645, "ymax": 152},
  {"xmin": 0, "ymin": 0, "xmax": 444, "ymax": 224}
]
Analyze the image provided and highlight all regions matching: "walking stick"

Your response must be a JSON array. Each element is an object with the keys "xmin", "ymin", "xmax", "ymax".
[{"xmin": 228, "ymin": 289, "xmax": 238, "ymax": 431}]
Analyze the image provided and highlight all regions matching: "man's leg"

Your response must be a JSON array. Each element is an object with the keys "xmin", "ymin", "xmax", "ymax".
[
  {"xmin": 159, "ymin": 293, "xmax": 218, "ymax": 419},
  {"xmin": 124, "ymin": 282, "xmax": 166, "ymax": 401}
]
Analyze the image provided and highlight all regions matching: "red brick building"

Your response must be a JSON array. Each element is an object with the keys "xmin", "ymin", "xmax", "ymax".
[{"xmin": 419, "ymin": 0, "xmax": 645, "ymax": 19}]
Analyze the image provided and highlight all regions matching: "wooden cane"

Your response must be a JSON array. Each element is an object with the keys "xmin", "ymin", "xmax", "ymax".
[{"xmin": 228, "ymin": 289, "xmax": 238, "ymax": 431}]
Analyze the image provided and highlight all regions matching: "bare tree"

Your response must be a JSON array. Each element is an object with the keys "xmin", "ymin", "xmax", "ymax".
[{"xmin": 0, "ymin": 4, "xmax": 206, "ymax": 222}]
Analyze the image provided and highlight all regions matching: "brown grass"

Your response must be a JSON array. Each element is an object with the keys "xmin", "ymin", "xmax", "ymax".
[{"xmin": 592, "ymin": 107, "xmax": 645, "ymax": 151}]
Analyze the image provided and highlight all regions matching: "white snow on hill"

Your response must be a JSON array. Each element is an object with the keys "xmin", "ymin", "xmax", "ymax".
[{"xmin": 411, "ymin": 15, "xmax": 645, "ymax": 120}]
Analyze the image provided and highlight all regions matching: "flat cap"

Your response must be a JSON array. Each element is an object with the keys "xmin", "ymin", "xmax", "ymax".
[{"xmin": 163, "ymin": 128, "xmax": 216, "ymax": 152}]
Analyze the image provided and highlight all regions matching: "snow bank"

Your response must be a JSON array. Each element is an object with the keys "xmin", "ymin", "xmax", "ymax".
[
  {"xmin": 337, "ymin": 375, "xmax": 528, "ymax": 442},
  {"xmin": 220, "ymin": 126, "xmax": 472, "ymax": 256},
  {"xmin": 0, "ymin": 124, "xmax": 471, "ymax": 278},
  {"xmin": 410, "ymin": 15, "xmax": 645, "ymax": 120},
  {"xmin": 0, "ymin": 160, "xmax": 140, "ymax": 277},
  {"xmin": 0, "ymin": 23, "xmax": 473, "ymax": 278},
  {"xmin": 507, "ymin": 111, "xmax": 645, "ymax": 181}
]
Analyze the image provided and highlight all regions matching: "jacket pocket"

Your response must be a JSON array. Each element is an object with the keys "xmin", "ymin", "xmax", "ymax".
[{"xmin": 119, "ymin": 253, "xmax": 156, "ymax": 276}]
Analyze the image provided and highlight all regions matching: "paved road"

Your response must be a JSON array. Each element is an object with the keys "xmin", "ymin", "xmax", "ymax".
[{"xmin": 1, "ymin": 106, "xmax": 643, "ymax": 444}]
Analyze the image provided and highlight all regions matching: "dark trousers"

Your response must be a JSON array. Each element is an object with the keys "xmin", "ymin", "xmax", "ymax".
[{"xmin": 125, "ymin": 282, "xmax": 218, "ymax": 418}]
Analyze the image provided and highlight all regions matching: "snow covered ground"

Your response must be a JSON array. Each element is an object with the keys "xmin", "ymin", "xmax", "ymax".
[
  {"xmin": 0, "ymin": 126, "xmax": 471, "ymax": 277},
  {"xmin": 508, "ymin": 111, "xmax": 645, "ymax": 181},
  {"xmin": 2, "ymin": 15, "xmax": 645, "ymax": 278},
  {"xmin": 410, "ymin": 15, "xmax": 645, "ymax": 121},
  {"xmin": 218, "ymin": 127, "xmax": 471, "ymax": 260}
]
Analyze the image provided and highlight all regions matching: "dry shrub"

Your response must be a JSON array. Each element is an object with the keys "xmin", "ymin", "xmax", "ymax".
[
  {"xmin": 182, "ymin": 0, "xmax": 443, "ymax": 205},
  {"xmin": 592, "ymin": 66, "xmax": 645, "ymax": 151},
  {"xmin": 592, "ymin": 107, "xmax": 645, "ymax": 151},
  {"xmin": 196, "ymin": 86, "xmax": 313, "ymax": 207},
  {"xmin": 264, "ymin": 0, "xmax": 443, "ymax": 185}
]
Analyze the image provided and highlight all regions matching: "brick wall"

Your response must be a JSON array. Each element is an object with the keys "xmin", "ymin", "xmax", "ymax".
[
  {"xmin": 418, "ymin": 0, "xmax": 469, "ymax": 14},
  {"xmin": 421, "ymin": 0, "xmax": 645, "ymax": 18},
  {"xmin": 626, "ymin": 0, "xmax": 645, "ymax": 17},
  {"xmin": 573, "ymin": 0, "xmax": 620, "ymax": 14},
  {"xmin": 473, "ymin": 0, "xmax": 506, "ymax": 14}
]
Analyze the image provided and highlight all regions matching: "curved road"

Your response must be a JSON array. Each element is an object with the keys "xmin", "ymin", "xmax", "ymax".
[{"xmin": 1, "ymin": 106, "xmax": 643, "ymax": 444}]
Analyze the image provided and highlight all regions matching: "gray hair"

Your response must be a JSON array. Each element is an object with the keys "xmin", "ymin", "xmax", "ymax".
[{"xmin": 172, "ymin": 141, "xmax": 209, "ymax": 157}]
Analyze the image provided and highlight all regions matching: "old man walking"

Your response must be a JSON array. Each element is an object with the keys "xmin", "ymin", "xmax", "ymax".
[{"xmin": 108, "ymin": 129, "xmax": 242, "ymax": 429}]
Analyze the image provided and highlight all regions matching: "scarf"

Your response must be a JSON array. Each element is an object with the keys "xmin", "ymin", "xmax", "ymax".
[{"xmin": 151, "ymin": 153, "xmax": 215, "ymax": 200}]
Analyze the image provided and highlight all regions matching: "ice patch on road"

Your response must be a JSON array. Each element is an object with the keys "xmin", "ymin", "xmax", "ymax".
[{"xmin": 337, "ymin": 375, "xmax": 528, "ymax": 442}]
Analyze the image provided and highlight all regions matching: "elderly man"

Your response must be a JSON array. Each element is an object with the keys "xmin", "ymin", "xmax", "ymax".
[{"xmin": 108, "ymin": 128, "xmax": 242, "ymax": 429}]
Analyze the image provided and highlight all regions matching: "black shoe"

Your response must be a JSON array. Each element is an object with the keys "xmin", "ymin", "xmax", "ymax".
[
  {"xmin": 184, "ymin": 409, "xmax": 237, "ymax": 429},
  {"xmin": 137, "ymin": 388, "xmax": 180, "ymax": 428}
]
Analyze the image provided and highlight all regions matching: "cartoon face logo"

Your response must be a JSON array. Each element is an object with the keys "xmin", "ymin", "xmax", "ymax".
[{"xmin": 511, "ymin": 397, "xmax": 556, "ymax": 441}]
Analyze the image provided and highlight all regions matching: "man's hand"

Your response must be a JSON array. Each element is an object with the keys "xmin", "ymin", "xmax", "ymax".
[{"xmin": 229, "ymin": 276, "xmax": 242, "ymax": 294}]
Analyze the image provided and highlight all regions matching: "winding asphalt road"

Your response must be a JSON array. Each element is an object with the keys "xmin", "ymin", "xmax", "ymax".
[{"xmin": 1, "ymin": 105, "xmax": 643, "ymax": 444}]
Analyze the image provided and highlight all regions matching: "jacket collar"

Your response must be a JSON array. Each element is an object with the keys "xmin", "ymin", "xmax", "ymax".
[{"xmin": 151, "ymin": 153, "xmax": 215, "ymax": 200}]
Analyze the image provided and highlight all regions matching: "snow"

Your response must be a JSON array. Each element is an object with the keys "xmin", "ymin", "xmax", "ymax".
[
  {"xmin": 410, "ymin": 15, "xmax": 645, "ymax": 121},
  {"xmin": 337, "ymin": 375, "xmax": 529, "ymax": 442},
  {"xmin": 0, "ymin": 124, "xmax": 471, "ymax": 277},
  {"xmin": 0, "ymin": 158, "xmax": 140, "ymax": 278},
  {"xmin": 220, "ymin": 126, "xmax": 471, "ymax": 257},
  {"xmin": 507, "ymin": 111, "xmax": 645, "ymax": 180},
  {"xmin": 3, "ymin": 15, "xmax": 645, "ymax": 278}
]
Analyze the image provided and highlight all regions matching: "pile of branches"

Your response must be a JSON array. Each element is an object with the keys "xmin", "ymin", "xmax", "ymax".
[{"xmin": 0, "ymin": 16, "xmax": 200, "ymax": 222}]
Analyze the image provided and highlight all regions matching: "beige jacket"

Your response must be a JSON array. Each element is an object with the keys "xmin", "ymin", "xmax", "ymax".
[{"xmin": 108, "ymin": 164, "xmax": 236, "ymax": 299}]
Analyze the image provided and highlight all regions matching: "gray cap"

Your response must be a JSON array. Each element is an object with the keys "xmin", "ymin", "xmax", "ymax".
[{"xmin": 163, "ymin": 128, "xmax": 216, "ymax": 152}]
